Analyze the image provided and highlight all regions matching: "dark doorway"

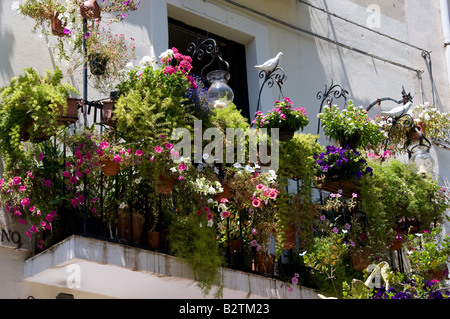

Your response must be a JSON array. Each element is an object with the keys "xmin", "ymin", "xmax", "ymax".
[{"xmin": 168, "ymin": 18, "xmax": 250, "ymax": 121}]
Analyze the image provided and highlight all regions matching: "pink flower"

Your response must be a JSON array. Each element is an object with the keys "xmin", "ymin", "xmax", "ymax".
[
  {"xmin": 18, "ymin": 219, "xmax": 26, "ymax": 225},
  {"xmin": 206, "ymin": 212, "xmax": 214, "ymax": 221},
  {"xmin": 268, "ymin": 191, "xmax": 278, "ymax": 199},
  {"xmin": 251, "ymin": 239, "xmax": 258, "ymax": 247},
  {"xmin": 71, "ymin": 198, "xmax": 78, "ymax": 208},
  {"xmin": 27, "ymin": 171, "xmax": 34, "ymax": 179},
  {"xmin": 178, "ymin": 163, "xmax": 186, "ymax": 171},
  {"xmin": 135, "ymin": 149, "xmax": 143, "ymax": 156},
  {"xmin": 100, "ymin": 141, "xmax": 109, "ymax": 150},
  {"xmin": 31, "ymin": 225, "xmax": 38, "ymax": 233},
  {"xmin": 252, "ymin": 198, "xmax": 261, "ymax": 208},
  {"xmin": 19, "ymin": 186, "xmax": 26, "ymax": 192},
  {"xmin": 177, "ymin": 175, "xmax": 184, "ymax": 181},
  {"xmin": 196, "ymin": 210, "xmax": 202, "ymax": 216},
  {"xmin": 45, "ymin": 214, "xmax": 54, "ymax": 222},
  {"xmin": 155, "ymin": 146, "xmax": 163, "ymax": 153},
  {"xmin": 63, "ymin": 171, "xmax": 70, "ymax": 178},
  {"xmin": 39, "ymin": 153, "xmax": 44, "ymax": 161},
  {"xmin": 113, "ymin": 155, "xmax": 122, "ymax": 163},
  {"xmin": 97, "ymin": 149, "xmax": 104, "ymax": 157},
  {"xmin": 256, "ymin": 184, "xmax": 265, "ymax": 190},
  {"xmin": 69, "ymin": 176, "xmax": 78, "ymax": 185},
  {"xmin": 13, "ymin": 176, "xmax": 21, "ymax": 185},
  {"xmin": 221, "ymin": 211, "xmax": 230, "ymax": 218},
  {"xmin": 291, "ymin": 276, "xmax": 298, "ymax": 285},
  {"xmin": 43, "ymin": 179, "xmax": 52, "ymax": 187},
  {"xmin": 21, "ymin": 198, "xmax": 30, "ymax": 207},
  {"xmin": 202, "ymin": 206, "xmax": 210, "ymax": 213},
  {"xmin": 29, "ymin": 206, "xmax": 36, "ymax": 212},
  {"xmin": 165, "ymin": 143, "xmax": 174, "ymax": 150}
]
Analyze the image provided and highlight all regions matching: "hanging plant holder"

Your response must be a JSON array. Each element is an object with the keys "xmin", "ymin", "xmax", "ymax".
[
  {"xmin": 88, "ymin": 53, "xmax": 108, "ymax": 76},
  {"xmin": 155, "ymin": 174, "xmax": 175, "ymax": 195},
  {"xmin": 279, "ymin": 125, "xmax": 295, "ymax": 142},
  {"xmin": 101, "ymin": 159, "xmax": 120, "ymax": 176},
  {"xmin": 80, "ymin": 0, "xmax": 101, "ymax": 19},
  {"xmin": 51, "ymin": 14, "xmax": 69, "ymax": 37}
]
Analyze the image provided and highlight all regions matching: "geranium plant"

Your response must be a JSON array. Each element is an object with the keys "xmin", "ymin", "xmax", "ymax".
[
  {"xmin": 318, "ymin": 101, "xmax": 386, "ymax": 149},
  {"xmin": 253, "ymin": 97, "xmax": 309, "ymax": 135}
]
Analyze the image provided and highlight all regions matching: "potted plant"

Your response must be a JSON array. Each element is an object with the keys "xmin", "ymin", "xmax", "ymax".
[
  {"xmin": 318, "ymin": 101, "xmax": 386, "ymax": 149},
  {"xmin": 114, "ymin": 48, "xmax": 197, "ymax": 148},
  {"xmin": 253, "ymin": 97, "xmax": 309, "ymax": 142},
  {"xmin": 0, "ymin": 67, "xmax": 79, "ymax": 170},
  {"xmin": 358, "ymin": 158, "xmax": 449, "ymax": 254},
  {"xmin": 411, "ymin": 102, "xmax": 450, "ymax": 142},
  {"xmin": 314, "ymin": 145, "xmax": 373, "ymax": 197}
]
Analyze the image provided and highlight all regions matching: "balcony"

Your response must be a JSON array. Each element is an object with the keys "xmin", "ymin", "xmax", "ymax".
[{"xmin": 23, "ymin": 234, "xmax": 319, "ymax": 299}]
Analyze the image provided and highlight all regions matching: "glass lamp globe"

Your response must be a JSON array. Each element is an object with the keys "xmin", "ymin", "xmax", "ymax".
[
  {"xmin": 206, "ymin": 70, "xmax": 234, "ymax": 109},
  {"xmin": 410, "ymin": 147, "xmax": 435, "ymax": 177}
]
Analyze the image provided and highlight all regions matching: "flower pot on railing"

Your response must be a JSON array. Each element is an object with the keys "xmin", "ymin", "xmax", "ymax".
[
  {"xmin": 101, "ymin": 159, "xmax": 120, "ymax": 176},
  {"xmin": 89, "ymin": 53, "xmax": 108, "ymax": 76},
  {"xmin": 80, "ymin": 0, "xmax": 101, "ymax": 19},
  {"xmin": 58, "ymin": 98, "xmax": 80, "ymax": 125},
  {"xmin": 255, "ymin": 252, "xmax": 275, "ymax": 276},
  {"xmin": 102, "ymin": 100, "xmax": 116, "ymax": 127},
  {"xmin": 147, "ymin": 230, "xmax": 160, "ymax": 250},
  {"xmin": 117, "ymin": 209, "xmax": 145, "ymax": 244},
  {"xmin": 351, "ymin": 249, "xmax": 372, "ymax": 271}
]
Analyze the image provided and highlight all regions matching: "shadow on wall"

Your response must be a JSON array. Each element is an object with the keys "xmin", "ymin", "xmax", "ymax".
[{"xmin": 0, "ymin": 1, "xmax": 15, "ymax": 83}]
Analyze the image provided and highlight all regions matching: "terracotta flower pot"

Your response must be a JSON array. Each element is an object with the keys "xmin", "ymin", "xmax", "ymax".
[
  {"xmin": 283, "ymin": 224, "xmax": 296, "ymax": 250},
  {"xmin": 147, "ymin": 231, "xmax": 161, "ymax": 250},
  {"xmin": 101, "ymin": 160, "xmax": 120, "ymax": 176},
  {"xmin": 351, "ymin": 250, "xmax": 372, "ymax": 271},
  {"xmin": 80, "ymin": 0, "xmax": 101, "ymax": 19},
  {"xmin": 229, "ymin": 238, "xmax": 242, "ymax": 253},
  {"xmin": 117, "ymin": 209, "xmax": 145, "ymax": 244},
  {"xmin": 155, "ymin": 174, "xmax": 175, "ymax": 195},
  {"xmin": 51, "ymin": 14, "xmax": 69, "ymax": 37},
  {"xmin": 102, "ymin": 101, "xmax": 116, "ymax": 126},
  {"xmin": 58, "ymin": 98, "xmax": 80, "ymax": 125},
  {"xmin": 255, "ymin": 252, "xmax": 275, "ymax": 276},
  {"xmin": 214, "ymin": 183, "xmax": 230, "ymax": 202}
]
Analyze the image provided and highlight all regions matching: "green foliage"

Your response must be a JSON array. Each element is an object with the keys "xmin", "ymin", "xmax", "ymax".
[
  {"xmin": 168, "ymin": 213, "xmax": 225, "ymax": 298},
  {"xmin": 0, "ymin": 67, "xmax": 78, "ymax": 171},
  {"xmin": 318, "ymin": 101, "xmax": 385, "ymax": 149},
  {"xmin": 359, "ymin": 158, "xmax": 449, "ymax": 253},
  {"xmin": 114, "ymin": 65, "xmax": 196, "ymax": 147}
]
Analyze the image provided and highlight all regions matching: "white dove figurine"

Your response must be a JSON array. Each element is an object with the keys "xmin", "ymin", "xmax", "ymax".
[
  {"xmin": 255, "ymin": 52, "xmax": 283, "ymax": 74},
  {"xmin": 381, "ymin": 101, "xmax": 413, "ymax": 119}
]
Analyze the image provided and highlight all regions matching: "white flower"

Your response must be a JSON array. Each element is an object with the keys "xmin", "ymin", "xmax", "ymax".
[
  {"xmin": 233, "ymin": 162, "xmax": 242, "ymax": 169},
  {"xmin": 139, "ymin": 55, "xmax": 154, "ymax": 66},
  {"xmin": 207, "ymin": 219, "xmax": 214, "ymax": 227},
  {"xmin": 244, "ymin": 165, "xmax": 255, "ymax": 173},
  {"xmin": 159, "ymin": 49, "xmax": 174, "ymax": 61},
  {"xmin": 11, "ymin": 1, "xmax": 20, "ymax": 13}
]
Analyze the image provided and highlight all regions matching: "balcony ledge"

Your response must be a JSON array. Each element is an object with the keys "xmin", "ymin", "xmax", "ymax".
[{"xmin": 23, "ymin": 235, "xmax": 320, "ymax": 299}]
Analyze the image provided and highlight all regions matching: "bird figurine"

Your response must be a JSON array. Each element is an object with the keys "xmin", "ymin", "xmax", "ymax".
[
  {"xmin": 381, "ymin": 101, "xmax": 413, "ymax": 119},
  {"xmin": 255, "ymin": 52, "xmax": 283, "ymax": 74}
]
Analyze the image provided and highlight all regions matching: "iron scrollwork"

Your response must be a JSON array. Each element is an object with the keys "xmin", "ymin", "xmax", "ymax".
[{"xmin": 316, "ymin": 82, "xmax": 349, "ymax": 136}]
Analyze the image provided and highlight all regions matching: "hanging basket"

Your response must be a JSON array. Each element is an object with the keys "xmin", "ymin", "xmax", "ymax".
[
  {"xmin": 80, "ymin": 0, "xmax": 101, "ymax": 19},
  {"xmin": 89, "ymin": 53, "xmax": 108, "ymax": 76},
  {"xmin": 214, "ymin": 183, "xmax": 231, "ymax": 202},
  {"xmin": 101, "ymin": 160, "xmax": 120, "ymax": 176},
  {"xmin": 155, "ymin": 174, "xmax": 175, "ymax": 195},
  {"xmin": 279, "ymin": 125, "xmax": 295, "ymax": 142},
  {"xmin": 337, "ymin": 131, "xmax": 361, "ymax": 149}
]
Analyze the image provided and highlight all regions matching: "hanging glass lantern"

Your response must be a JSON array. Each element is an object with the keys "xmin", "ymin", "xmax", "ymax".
[
  {"xmin": 206, "ymin": 70, "xmax": 234, "ymax": 109},
  {"xmin": 410, "ymin": 146, "xmax": 435, "ymax": 177}
]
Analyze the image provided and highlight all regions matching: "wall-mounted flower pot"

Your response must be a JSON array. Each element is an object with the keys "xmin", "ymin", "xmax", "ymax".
[
  {"xmin": 51, "ymin": 14, "xmax": 69, "ymax": 37},
  {"xmin": 101, "ymin": 159, "xmax": 120, "ymax": 176},
  {"xmin": 88, "ymin": 53, "xmax": 108, "ymax": 76},
  {"xmin": 80, "ymin": 0, "xmax": 101, "ymax": 19},
  {"xmin": 255, "ymin": 252, "xmax": 275, "ymax": 276},
  {"xmin": 102, "ymin": 101, "xmax": 116, "ymax": 127},
  {"xmin": 283, "ymin": 224, "xmax": 296, "ymax": 250},
  {"xmin": 58, "ymin": 98, "xmax": 80, "ymax": 125}
]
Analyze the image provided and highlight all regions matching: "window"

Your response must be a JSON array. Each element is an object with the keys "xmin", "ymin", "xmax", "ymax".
[{"xmin": 168, "ymin": 18, "xmax": 250, "ymax": 120}]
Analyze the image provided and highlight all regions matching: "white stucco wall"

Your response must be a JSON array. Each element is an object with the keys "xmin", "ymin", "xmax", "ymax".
[{"xmin": 0, "ymin": 0, "xmax": 449, "ymax": 298}]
